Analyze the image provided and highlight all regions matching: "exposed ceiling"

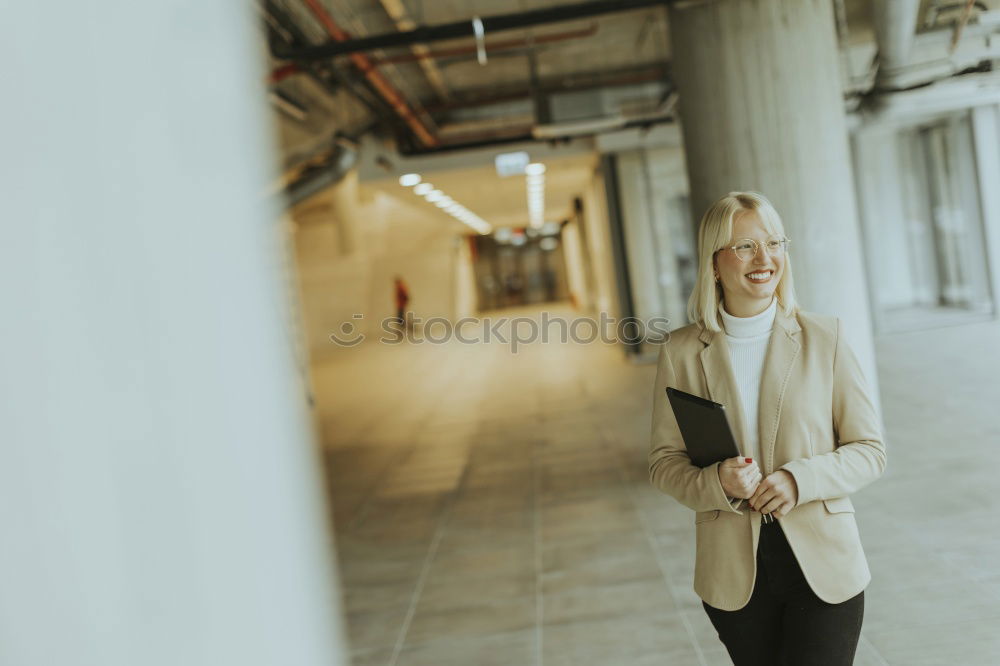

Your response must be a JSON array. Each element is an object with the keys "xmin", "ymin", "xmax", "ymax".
[
  {"xmin": 262, "ymin": 0, "xmax": 1000, "ymax": 201},
  {"xmin": 263, "ymin": 0, "xmax": 676, "ymax": 166}
]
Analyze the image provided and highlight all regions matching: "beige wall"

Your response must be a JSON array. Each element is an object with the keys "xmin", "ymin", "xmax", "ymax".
[
  {"xmin": 580, "ymin": 170, "xmax": 619, "ymax": 318},
  {"xmin": 290, "ymin": 170, "xmax": 466, "ymax": 360}
]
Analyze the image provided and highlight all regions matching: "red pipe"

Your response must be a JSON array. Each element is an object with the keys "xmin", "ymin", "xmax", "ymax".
[
  {"xmin": 269, "ymin": 24, "xmax": 595, "ymax": 82},
  {"xmin": 268, "ymin": 63, "xmax": 301, "ymax": 84},
  {"xmin": 301, "ymin": 0, "xmax": 438, "ymax": 147}
]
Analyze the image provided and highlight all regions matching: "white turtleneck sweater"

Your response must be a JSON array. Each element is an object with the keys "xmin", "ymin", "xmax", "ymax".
[{"xmin": 719, "ymin": 296, "xmax": 777, "ymax": 464}]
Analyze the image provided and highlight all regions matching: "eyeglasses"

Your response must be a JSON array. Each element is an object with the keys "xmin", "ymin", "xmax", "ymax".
[{"xmin": 717, "ymin": 235, "xmax": 791, "ymax": 262}]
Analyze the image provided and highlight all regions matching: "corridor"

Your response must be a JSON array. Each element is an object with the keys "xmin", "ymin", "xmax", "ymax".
[{"xmin": 315, "ymin": 307, "xmax": 1000, "ymax": 666}]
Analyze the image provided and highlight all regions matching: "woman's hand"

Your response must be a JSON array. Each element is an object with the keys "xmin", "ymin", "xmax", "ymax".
[
  {"xmin": 749, "ymin": 470, "xmax": 799, "ymax": 518},
  {"xmin": 718, "ymin": 456, "xmax": 761, "ymax": 499}
]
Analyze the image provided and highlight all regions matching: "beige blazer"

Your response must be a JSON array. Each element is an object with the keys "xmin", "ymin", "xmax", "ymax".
[{"xmin": 648, "ymin": 306, "xmax": 886, "ymax": 611}]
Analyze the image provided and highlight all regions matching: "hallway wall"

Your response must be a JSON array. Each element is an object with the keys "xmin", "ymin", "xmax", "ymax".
[{"xmin": 291, "ymin": 172, "xmax": 464, "ymax": 359}]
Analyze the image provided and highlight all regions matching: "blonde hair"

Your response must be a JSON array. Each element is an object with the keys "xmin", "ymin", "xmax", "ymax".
[{"xmin": 686, "ymin": 191, "xmax": 798, "ymax": 332}]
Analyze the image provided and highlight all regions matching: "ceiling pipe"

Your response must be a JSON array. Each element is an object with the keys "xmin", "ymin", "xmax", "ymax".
[
  {"xmin": 285, "ymin": 138, "xmax": 359, "ymax": 207},
  {"xmin": 268, "ymin": 63, "xmax": 301, "ymax": 84},
  {"xmin": 274, "ymin": 0, "xmax": 669, "ymax": 62},
  {"xmin": 300, "ymin": 0, "xmax": 439, "ymax": 147},
  {"xmin": 873, "ymin": 0, "xmax": 922, "ymax": 89},
  {"xmin": 400, "ymin": 114, "xmax": 675, "ymax": 157},
  {"xmin": 369, "ymin": 24, "xmax": 599, "ymax": 66},
  {"xmin": 422, "ymin": 63, "xmax": 669, "ymax": 113},
  {"xmin": 263, "ymin": 0, "xmax": 389, "ymax": 120},
  {"xmin": 376, "ymin": 0, "xmax": 451, "ymax": 100},
  {"xmin": 268, "ymin": 24, "xmax": 598, "ymax": 82}
]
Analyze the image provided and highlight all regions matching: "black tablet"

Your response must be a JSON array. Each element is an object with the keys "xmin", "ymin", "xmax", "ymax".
[{"xmin": 665, "ymin": 386, "xmax": 742, "ymax": 467}]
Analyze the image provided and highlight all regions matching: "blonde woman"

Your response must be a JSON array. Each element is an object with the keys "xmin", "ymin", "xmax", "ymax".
[{"xmin": 648, "ymin": 191, "xmax": 886, "ymax": 665}]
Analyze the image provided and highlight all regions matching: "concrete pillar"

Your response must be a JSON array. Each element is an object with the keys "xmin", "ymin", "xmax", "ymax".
[
  {"xmin": 582, "ymin": 174, "xmax": 619, "ymax": 317},
  {"xmin": 0, "ymin": 2, "xmax": 347, "ymax": 665},
  {"xmin": 669, "ymin": 0, "xmax": 881, "ymax": 406},
  {"xmin": 970, "ymin": 105, "xmax": 1000, "ymax": 314}
]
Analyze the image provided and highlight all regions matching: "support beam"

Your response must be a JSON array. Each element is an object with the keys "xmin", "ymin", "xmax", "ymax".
[
  {"xmin": 873, "ymin": 0, "xmax": 921, "ymax": 89},
  {"xmin": 423, "ymin": 62, "xmax": 670, "ymax": 112}
]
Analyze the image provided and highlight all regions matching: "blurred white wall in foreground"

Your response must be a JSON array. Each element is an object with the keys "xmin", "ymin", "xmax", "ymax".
[{"xmin": 0, "ymin": 2, "xmax": 347, "ymax": 665}]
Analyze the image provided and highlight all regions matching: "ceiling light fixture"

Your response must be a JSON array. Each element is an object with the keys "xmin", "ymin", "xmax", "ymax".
[
  {"xmin": 399, "ymin": 179, "xmax": 492, "ymax": 235},
  {"xmin": 526, "ymin": 162, "xmax": 546, "ymax": 229}
]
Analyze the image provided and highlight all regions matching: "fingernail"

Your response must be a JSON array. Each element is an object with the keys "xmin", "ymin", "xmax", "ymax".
[{"xmin": 744, "ymin": 458, "xmax": 752, "ymax": 463}]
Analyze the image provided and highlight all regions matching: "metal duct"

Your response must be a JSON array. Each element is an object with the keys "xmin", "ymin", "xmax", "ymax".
[
  {"xmin": 873, "ymin": 0, "xmax": 922, "ymax": 89},
  {"xmin": 285, "ymin": 139, "xmax": 358, "ymax": 207}
]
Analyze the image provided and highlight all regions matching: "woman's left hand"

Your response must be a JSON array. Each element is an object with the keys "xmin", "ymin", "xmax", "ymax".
[{"xmin": 748, "ymin": 470, "xmax": 799, "ymax": 519}]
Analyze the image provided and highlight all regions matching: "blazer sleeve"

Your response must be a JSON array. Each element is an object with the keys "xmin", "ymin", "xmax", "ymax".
[
  {"xmin": 779, "ymin": 318, "xmax": 887, "ymax": 506},
  {"xmin": 648, "ymin": 339, "xmax": 744, "ymax": 514}
]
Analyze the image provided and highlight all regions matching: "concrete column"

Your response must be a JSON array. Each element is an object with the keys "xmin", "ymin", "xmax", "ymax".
[
  {"xmin": 970, "ymin": 105, "xmax": 1000, "ymax": 314},
  {"xmin": 0, "ymin": 2, "xmax": 347, "ymax": 665},
  {"xmin": 582, "ymin": 174, "xmax": 619, "ymax": 317},
  {"xmin": 562, "ymin": 221, "xmax": 591, "ymax": 309},
  {"xmin": 669, "ymin": 0, "xmax": 881, "ymax": 407}
]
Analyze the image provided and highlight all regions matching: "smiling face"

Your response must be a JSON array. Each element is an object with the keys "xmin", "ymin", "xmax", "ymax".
[{"xmin": 713, "ymin": 210, "xmax": 785, "ymax": 317}]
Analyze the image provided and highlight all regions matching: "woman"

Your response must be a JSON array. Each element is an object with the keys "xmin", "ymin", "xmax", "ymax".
[{"xmin": 648, "ymin": 191, "xmax": 886, "ymax": 665}]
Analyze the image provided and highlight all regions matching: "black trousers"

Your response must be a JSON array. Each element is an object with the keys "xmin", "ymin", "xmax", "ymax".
[{"xmin": 702, "ymin": 520, "xmax": 864, "ymax": 666}]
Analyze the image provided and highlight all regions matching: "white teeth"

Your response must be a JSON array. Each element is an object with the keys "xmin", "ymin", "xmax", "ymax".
[{"xmin": 747, "ymin": 271, "xmax": 772, "ymax": 280}]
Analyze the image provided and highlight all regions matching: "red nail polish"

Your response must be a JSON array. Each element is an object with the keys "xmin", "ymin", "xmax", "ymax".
[{"xmin": 745, "ymin": 458, "xmax": 752, "ymax": 463}]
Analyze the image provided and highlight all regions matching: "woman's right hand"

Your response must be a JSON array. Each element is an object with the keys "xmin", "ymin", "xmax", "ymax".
[{"xmin": 718, "ymin": 456, "xmax": 762, "ymax": 499}]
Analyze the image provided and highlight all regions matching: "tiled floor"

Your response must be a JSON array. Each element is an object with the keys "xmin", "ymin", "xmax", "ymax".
[{"xmin": 310, "ymin": 305, "xmax": 1000, "ymax": 665}]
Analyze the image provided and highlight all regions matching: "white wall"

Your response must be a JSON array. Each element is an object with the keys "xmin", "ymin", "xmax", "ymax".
[
  {"xmin": 851, "ymin": 127, "xmax": 917, "ymax": 313},
  {"xmin": 850, "ymin": 78, "xmax": 1000, "ymax": 330},
  {"xmin": 615, "ymin": 146, "xmax": 691, "ymax": 331}
]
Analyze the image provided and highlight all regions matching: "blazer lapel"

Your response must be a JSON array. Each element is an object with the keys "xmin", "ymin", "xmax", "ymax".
[
  {"xmin": 757, "ymin": 306, "xmax": 801, "ymax": 473},
  {"xmin": 698, "ymin": 325, "xmax": 750, "ymax": 456}
]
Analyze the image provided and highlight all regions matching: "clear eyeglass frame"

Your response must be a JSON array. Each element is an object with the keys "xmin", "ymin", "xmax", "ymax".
[{"xmin": 718, "ymin": 234, "xmax": 791, "ymax": 262}]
